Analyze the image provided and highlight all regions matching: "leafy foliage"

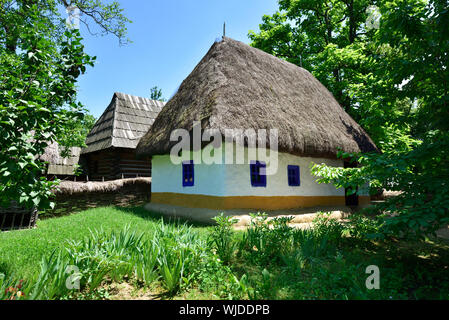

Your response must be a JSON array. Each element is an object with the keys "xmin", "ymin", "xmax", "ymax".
[
  {"xmin": 149, "ymin": 86, "xmax": 166, "ymax": 102},
  {"xmin": 250, "ymin": 0, "xmax": 449, "ymax": 239},
  {"xmin": 0, "ymin": 0, "xmax": 129, "ymax": 210},
  {"xmin": 209, "ymin": 213, "xmax": 238, "ymax": 265},
  {"xmin": 2, "ymin": 211, "xmax": 449, "ymax": 300}
]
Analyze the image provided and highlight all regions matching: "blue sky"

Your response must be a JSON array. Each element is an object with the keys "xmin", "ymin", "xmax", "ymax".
[{"xmin": 76, "ymin": 0, "xmax": 279, "ymax": 118}]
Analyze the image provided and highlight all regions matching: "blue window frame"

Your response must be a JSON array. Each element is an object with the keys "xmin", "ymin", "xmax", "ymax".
[
  {"xmin": 250, "ymin": 161, "xmax": 266, "ymax": 187},
  {"xmin": 287, "ymin": 165, "xmax": 300, "ymax": 186},
  {"xmin": 182, "ymin": 160, "xmax": 194, "ymax": 187}
]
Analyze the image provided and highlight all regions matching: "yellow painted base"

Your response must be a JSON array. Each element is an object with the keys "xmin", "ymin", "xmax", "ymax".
[
  {"xmin": 359, "ymin": 196, "xmax": 371, "ymax": 206},
  {"xmin": 150, "ymin": 192, "xmax": 359, "ymax": 210}
]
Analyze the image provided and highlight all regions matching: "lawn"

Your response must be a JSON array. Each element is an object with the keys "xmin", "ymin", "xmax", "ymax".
[
  {"xmin": 1, "ymin": 207, "xmax": 449, "ymax": 300},
  {"xmin": 0, "ymin": 206, "xmax": 210, "ymax": 279}
]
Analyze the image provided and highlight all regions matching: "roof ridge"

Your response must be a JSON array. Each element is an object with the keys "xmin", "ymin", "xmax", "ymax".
[
  {"xmin": 82, "ymin": 92, "xmax": 164, "ymax": 154},
  {"xmin": 114, "ymin": 91, "xmax": 166, "ymax": 106},
  {"xmin": 136, "ymin": 35, "xmax": 377, "ymax": 158}
]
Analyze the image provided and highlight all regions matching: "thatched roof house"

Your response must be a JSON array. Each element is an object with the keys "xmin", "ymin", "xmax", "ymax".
[
  {"xmin": 137, "ymin": 37, "xmax": 376, "ymax": 159},
  {"xmin": 41, "ymin": 142, "xmax": 81, "ymax": 177},
  {"xmin": 136, "ymin": 37, "xmax": 376, "ymax": 211},
  {"xmin": 81, "ymin": 92, "xmax": 165, "ymax": 180}
]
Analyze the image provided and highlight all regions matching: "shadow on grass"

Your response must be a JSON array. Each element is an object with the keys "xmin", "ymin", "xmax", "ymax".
[
  {"xmin": 113, "ymin": 206, "xmax": 213, "ymax": 229},
  {"xmin": 0, "ymin": 261, "xmax": 11, "ymax": 275}
]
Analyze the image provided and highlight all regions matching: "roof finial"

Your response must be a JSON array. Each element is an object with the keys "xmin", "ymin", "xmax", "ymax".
[{"xmin": 223, "ymin": 21, "xmax": 226, "ymax": 38}]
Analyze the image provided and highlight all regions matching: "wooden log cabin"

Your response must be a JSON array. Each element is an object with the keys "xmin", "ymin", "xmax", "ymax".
[{"xmin": 80, "ymin": 92, "xmax": 165, "ymax": 181}]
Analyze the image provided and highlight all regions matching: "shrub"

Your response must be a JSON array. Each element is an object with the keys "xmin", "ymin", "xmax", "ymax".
[
  {"xmin": 209, "ymin": 213, "xmax": 238, "ymax": 264},
  {"xmin": 312, "ymin": 212, "xmax": 345, "ymax": 244},
  {"xmin": 238, "ymin": 213, "xmax": 294, "ymax": 264}
]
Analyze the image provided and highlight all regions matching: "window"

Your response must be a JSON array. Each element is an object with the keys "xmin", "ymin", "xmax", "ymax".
[
  {"xmin": 182, "ymin": 160, "xmax": 194, "ymax": 187},
  {"xmin": 287, "ymin": 165, "xmax": 300, "ymax": 186},
  {"xmin": 250, "ymin": 161, "xmax": 266, "ymax": 187}
]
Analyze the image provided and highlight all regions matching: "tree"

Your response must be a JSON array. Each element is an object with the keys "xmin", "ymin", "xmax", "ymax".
[
  {"xmin": 150, "ymin": 86, "xmax": 165, "ymax": 102},
  {"xmin": 59, "ymin": 113, "xmax": 96, "ymax": 158},
  {"xmin": 248, "ymin": 0, "xmax": 410, "ymax": 144},
  {"xmin": 0, "ymin": 0, "xmax": 130, "ymax": 209},
  {"xmin": 251, "ymin": 0, "xmax": 449, "ymax": 238}
]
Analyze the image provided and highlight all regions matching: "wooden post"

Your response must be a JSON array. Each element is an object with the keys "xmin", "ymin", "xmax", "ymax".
[
  {"xmin": 1, "ymin": 214, "xmax": 6, "ymax": 230},
  {"xmin": 11, "ymin": 213, "xmax": 16, "ymax": 230},
  {"xmin": 19, "ymin": 213, "xmax": 25, "ymax": 229}
]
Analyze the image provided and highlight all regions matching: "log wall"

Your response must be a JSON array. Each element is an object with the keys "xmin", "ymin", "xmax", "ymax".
[{"xmin": 82, "ymin": 147, "xmax": 152, "ymax": 181}]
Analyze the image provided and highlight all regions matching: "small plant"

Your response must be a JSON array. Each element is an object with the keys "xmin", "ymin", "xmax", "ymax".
[
  {"xmin": 152, "ymin": 219, "xmax": 206, "ymax": 295},
  {"xmin": 209, "ymin": 213, "xmax": 238, "ymax": 264},
  {"xmin": 292, "ymin": 228, "xmax": 336, "ymax": 261},
  {"xmin": 238, "ymin": 213, "xmax": 294, "ymax": 264},
  {"xmin": 156, "ymin": 243, "xmax": 185, "ymax": 295},
  {"xmin": 133, "ymin": 241, "xmax": 159, "ymax": 285},
  {"xmin": 251, "ymin": 269, "xmax": 273, "ymax": 300},
  {"xmin": 312, "ymin": 212, "xmax": 345, "ymax": 244},
  {"xmin": 29, "ymin": 251, "xmax": 76, "ymax": 300}
]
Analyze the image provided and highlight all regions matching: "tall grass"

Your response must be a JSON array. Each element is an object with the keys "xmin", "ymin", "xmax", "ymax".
[
  {"xmin": 1, "ymin": 219, "xmax": 211, "ymax": 299},
  {"xmin": 209, "ymin": 214, "xmax": 238, "ymax": 264},
  {"xmin": 153, "ymin": 219, "xmax": 206, "ymax": 294},
  {"xmin": 3, "ymin": 210, "xmax": 447, "ymax": 300}
]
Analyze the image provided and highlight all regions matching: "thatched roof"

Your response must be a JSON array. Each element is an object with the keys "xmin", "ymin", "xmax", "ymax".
[
  {"xmin": 82, "ymin": 92, "xmax": 165, "ymax": 154},
  {"xmin": 41, "ymin": 142, "xmax": 81, "ymax": 175},
  {"xmin": 136, "ymin": 37, "xmax": 377, "ymax": 159},
  {"xmin": 53, "ymin": 177, "xmax": 151, "ymax": 195}
]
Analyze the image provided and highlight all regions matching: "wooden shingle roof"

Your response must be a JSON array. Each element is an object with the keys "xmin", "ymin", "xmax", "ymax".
[
  {"xmin": 82, "ymin": 92, "xmax": 165, "ymax": 154},
  {"xmin": 41, "ymin": 142, "xmax": 81, "ymax": 176}
]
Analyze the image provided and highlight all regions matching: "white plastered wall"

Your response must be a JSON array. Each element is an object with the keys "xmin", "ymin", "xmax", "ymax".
[{"xmin": 151, "ymin": 142, "xmax": 345, "ymax": 197}]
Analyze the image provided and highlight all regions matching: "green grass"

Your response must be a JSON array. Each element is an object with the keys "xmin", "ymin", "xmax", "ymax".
[
  {"xmin": 2, "ymin": 208, "xmax": 449, "ymax": 300},
  {"xmin": 0, "ymin": 206, "xmax": 210, "ymax": 279}
]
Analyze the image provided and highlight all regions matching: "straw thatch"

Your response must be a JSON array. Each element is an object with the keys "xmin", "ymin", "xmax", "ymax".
[
  {"xmin": 82, "ymin": 92, "xmax": 165, "ymax": 155},
  {"xmin": 136, "ymin": 37, "xmax": 377, "ymax": 159},
  {"xmin": 41, "ymin": 142, "xmax": 81, "ymax": 176},
  {"xmin": 53, "ymin": 177, "xmax": 151, "ymax": 195}
]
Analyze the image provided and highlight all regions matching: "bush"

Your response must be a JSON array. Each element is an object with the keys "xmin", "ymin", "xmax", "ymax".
[
  {"xmin": 238, "ymin": 213, "xmax": 295, "ymax": 265},
  {"xmin": 209, "ymin": 213, "xmax": 238, "ymax": 264}
]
